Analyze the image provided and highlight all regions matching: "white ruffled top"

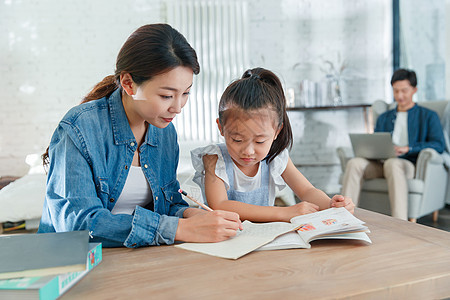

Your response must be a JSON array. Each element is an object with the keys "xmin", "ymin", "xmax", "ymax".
[{"xmin": 191, "ymin": 144, "xmax": 289, "ymax": 205}]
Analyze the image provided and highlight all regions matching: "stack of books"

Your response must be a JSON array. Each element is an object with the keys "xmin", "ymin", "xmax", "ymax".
[{"xmin": 0, "ymin": 230, "xmax": 102, "ymax": 299}]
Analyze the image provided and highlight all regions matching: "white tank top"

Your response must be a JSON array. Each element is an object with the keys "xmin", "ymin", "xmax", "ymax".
[{"xmin": 111, "ymin": 166, "xmax": 153, "ymax": 215}]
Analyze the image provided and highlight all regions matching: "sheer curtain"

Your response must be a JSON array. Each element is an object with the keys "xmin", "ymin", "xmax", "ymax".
[
  {"xmin": 166, "ymin": 0, "xmax": 250, "ymax": 142},
  {"xmin": 399, "ymin": 0, "xmax": 446, "ymax": 101}
]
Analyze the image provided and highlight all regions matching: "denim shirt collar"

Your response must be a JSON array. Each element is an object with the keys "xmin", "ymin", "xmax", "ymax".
[{"xmin": 108, "ymin": 88, "xmax": 159, "ymax": 147}]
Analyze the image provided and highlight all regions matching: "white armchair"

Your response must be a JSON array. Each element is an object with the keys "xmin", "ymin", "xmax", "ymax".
[{"xmin": 337, "ymin": 100, "xmax": 450, "ymax": 222}]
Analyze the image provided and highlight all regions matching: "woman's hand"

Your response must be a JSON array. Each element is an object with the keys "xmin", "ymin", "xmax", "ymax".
[
  {"xmin": 330, "ymin": 195, "xmax": 355, "ymax": 214},
  {"xmin": 281, "ymin": 201, "xmax": 319, "ymax": 221},
  {"xmin": 176, "ymin": 210, "xmax": 242, "ymax": 243}
]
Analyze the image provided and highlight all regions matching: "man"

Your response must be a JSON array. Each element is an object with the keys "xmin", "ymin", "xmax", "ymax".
[{"xmin": 341, "ymin": 69, "xmax": 445, "ymax": 220}]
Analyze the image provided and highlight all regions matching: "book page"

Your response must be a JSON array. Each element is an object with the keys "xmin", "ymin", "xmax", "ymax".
[
  {"xmin": 175, "ymin": 221, "xmax": 300, "ymax": 259},
  {"xmin": 290, "ymin": 207, "xmax": 368, "ymax": 243},
  {"xmin": 256, "ymin": 231, "xmax": 309, "ymax": 251}
]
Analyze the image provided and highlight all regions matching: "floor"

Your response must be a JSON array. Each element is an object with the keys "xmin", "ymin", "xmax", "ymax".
[{"xmin": 417, "ymin": 204, "xmax": 450, "ymax": 232}]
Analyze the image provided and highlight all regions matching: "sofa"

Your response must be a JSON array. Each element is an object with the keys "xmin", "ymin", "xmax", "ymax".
[{"xmin": 337, "ymin": 100, "xmax": 450, "ymax": 222}]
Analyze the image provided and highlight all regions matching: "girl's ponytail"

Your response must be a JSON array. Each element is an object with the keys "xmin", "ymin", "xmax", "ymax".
[{"xmin": 253, "ymin": 69, "xmax": 293, "ymax": 163}]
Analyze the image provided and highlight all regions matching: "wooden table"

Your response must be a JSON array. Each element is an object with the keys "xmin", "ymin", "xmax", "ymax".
[{"xmin": 62, "ymin": 209, "xmax": 450, "ymax": 299}]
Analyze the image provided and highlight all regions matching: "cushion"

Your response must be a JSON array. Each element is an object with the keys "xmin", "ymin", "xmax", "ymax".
[
  {"xmin": 0, "ymin": 173, "xmax": 46, "ymax": 223},
  {"xmin": 362, "ymin": 178, "xmax": 424, "ymax": 194}
]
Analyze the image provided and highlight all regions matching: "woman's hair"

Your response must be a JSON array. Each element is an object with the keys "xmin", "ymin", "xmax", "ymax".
[
  {"xmin": 43, "ymin": 23, "xmax": 200, "ymax": 167},
  {"xmin": 218, "ymin": 67, "xmax": 293, "ymax": 163},
  {"xmin": 83, "ymin": 23, "xmax": 200, "ymax": 102}
]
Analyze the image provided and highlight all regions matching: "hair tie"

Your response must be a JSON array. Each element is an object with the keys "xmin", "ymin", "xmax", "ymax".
[
  {"xmin": 244, "ymin": 70, "xmax": 261, "ymax": 80},
  {"xmin": 251, "ymin": 73, "xmax": 261, "ymax": 80}
]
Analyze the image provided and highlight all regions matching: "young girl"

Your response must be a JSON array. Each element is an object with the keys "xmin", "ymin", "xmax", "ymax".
[
  {"xmin": 191, "ymin": 68, "xmax": 354, "ymax": 222},
  {"xmin": 38, "ymin": 24, "xmax": 241, "ymax": 248}
]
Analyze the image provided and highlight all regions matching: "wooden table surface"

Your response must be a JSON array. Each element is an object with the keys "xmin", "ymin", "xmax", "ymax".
[{"xmin": 62, "ymin": 209, "xmax": 450, "ymax": 299}]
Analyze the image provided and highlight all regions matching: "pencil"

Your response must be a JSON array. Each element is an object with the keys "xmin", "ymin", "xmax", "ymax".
[{"xmin": 178, "ymin": 189, "xmax": 213, "ymax": 211}]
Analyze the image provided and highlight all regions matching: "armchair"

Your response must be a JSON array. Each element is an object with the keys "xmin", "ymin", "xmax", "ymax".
[{"xmin": 337, "ymin": 100, "xmax": 450, "ymax": 222}]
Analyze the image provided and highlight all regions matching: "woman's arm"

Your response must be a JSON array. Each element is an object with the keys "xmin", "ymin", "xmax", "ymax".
[
  {"xmin": 202, "ymin": 155, "xmax": 320, "ymax": 222},
  {"xmin": 42, "ymin": 126, "xmax": 140, "ymax": 247}
]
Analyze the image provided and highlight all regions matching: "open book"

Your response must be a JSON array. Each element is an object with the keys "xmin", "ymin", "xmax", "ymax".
[
  {"xmin": 175, "ymin": 207, "xmax": 370, "ymax": 259},
  {"xmin": 258, "ymin": 207, "xmax": 371, "ymax": 250}
]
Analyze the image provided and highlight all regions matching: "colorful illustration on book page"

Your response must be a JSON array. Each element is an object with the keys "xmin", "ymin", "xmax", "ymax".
[
  {"xmin": 298, "ymin": 223, "xmax": 316, "ymax": 232},
  {"xmin": 322, "ymin": 219, "xmax": 337, "ymax": 226}
]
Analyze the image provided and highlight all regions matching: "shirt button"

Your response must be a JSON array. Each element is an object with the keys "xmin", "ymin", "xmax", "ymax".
[
  {"xmin": 130, "ymin": 142, "xmax": 135, "ymax": 146},
  {"xmin": 155, "ymin": 196, "xmax": 158, "ymax": 201},
  {"xmin": 144, "ymin": 164, "xmax": 148, "ymax": 168},
  {"xmin": 124, "ymin": 165, "xmax": 128, "ymax": 170},
  {"xmin": 109, "ymin": 198, "xmax": 115, "ymax": 203}
]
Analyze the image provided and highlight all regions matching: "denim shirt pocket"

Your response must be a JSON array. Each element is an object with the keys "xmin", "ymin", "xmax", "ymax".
[{"xmin": 160, "ymin": 179, "xmax": 178, "ymax": 214}]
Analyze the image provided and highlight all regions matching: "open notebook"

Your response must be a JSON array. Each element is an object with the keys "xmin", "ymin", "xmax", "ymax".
[{"xmin": 175, "ymin": 208, "xmax": 371, "ymax": 259}]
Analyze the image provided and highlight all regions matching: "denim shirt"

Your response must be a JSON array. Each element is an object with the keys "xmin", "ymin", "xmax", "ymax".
[
  {"xmin": 38, "ymin": 89, "xmax": 189, "ymax": 248},
  {"xmin": 375, "ymin": 104, "xmax": 445, "ymax": 164}
]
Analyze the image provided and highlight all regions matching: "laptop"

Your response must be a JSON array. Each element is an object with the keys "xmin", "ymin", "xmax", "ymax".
[{"xmin": 349, "ymin": 132, "xmax": 396, "ymax": 160}]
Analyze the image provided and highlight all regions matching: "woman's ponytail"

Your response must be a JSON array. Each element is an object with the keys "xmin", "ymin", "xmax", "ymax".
[{"xmin": 82, "ymin": 75, "xmax": 119, "ymax": 104}]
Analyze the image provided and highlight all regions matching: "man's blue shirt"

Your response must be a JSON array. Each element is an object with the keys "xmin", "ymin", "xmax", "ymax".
[{"xmin": 375, "ymin": 103, "xmax": 445, "ymax": 164}]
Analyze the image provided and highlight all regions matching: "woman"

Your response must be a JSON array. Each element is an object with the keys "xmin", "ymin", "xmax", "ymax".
[{"xmin": 38, "ymin": 24, "xmax": 242, "ymax": 247}]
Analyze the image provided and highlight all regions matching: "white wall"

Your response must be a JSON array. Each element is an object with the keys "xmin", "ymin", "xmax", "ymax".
[
  {"xmin": 400, "ymin": 0, "xmax": 446, "ymax": 101},
  {"xmin": 0, "ymin": 0, "xmax": 165, "ymax": 175},
  {"xmin": 247, "ymin": 0, "xmax": 392, "ymax": 193},
  {"xmin": 447, "ymin": 0, "xmax": 450, "ymax": 100},
  {"xmin": 1, "ymin": 0, "xmax": 393, "ymax": 195},
  {"xmin": 248, "ymin": 0, "xmax": 392, "ymax": 105}
]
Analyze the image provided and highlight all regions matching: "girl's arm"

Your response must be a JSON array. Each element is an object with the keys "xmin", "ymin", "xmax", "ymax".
[
  {"xmin": 281, "ymin": 158, "xmax": 332, "ymax": 210},
  {"xmin": 203, "ymin": 155, "xmax": 319, "ymax": 222},
  {"xmin": 282, "ymin": 158, "xmax": 355, "ymax": 213}
]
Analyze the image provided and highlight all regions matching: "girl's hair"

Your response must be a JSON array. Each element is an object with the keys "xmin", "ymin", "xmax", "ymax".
[
  {"xmin": 43, "ymin": 23, "xmax": 200, "ymax": 167},
  {"xmin": 218, "ymin": 67, "xmax": 293, "ymax": 163}
]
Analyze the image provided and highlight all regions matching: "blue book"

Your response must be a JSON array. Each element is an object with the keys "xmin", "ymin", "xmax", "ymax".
[
  {"xmin": 0, "ymin": 243, "xmax": 102, "ymax": 300},
  {"xmin": 0, "ymin": 230, "xmax": 90, "ymax": 280}
]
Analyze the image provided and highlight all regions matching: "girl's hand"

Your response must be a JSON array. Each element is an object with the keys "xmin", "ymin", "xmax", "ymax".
[
  {"xmin": 282, "ymin": 201, "xmax": 319, "ymax": 221},
  {"xmin": 330, "ymin": 195, "xmax": 355, "ymax": 214},
  {"xmin": 176, "ymin": 210, "xmax": 242, "ymax": 243}
]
